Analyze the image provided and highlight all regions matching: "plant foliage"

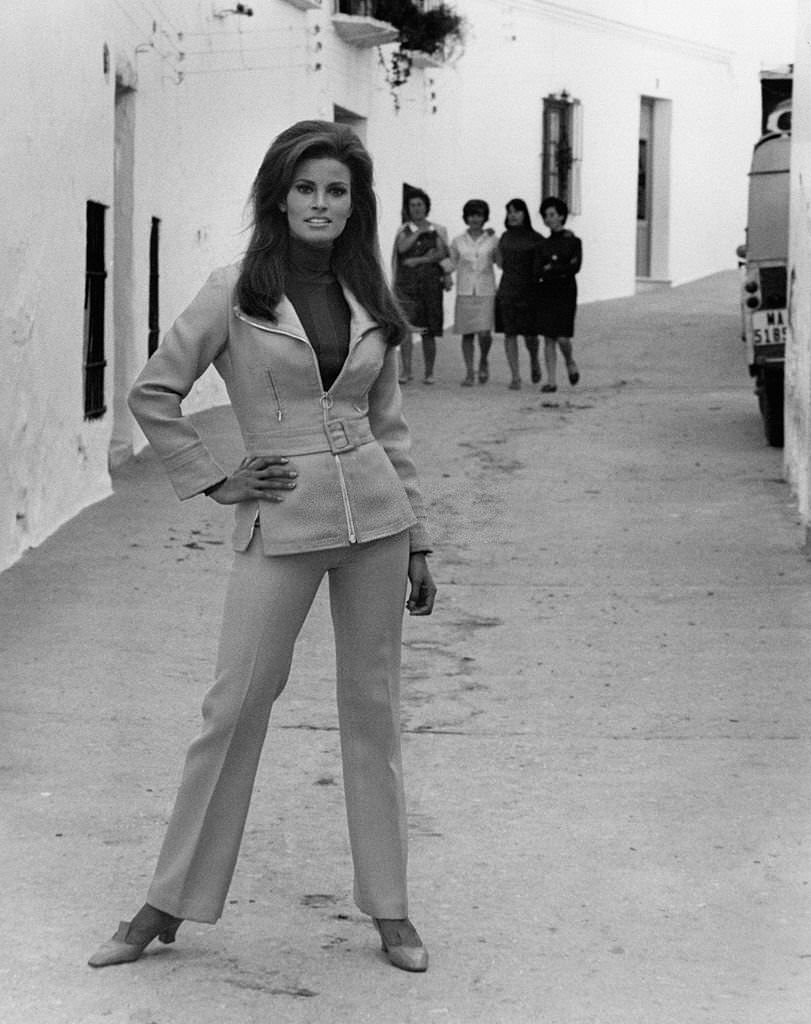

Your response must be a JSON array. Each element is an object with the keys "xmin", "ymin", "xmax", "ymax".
[{"xmin": 375, "ymin": 0, "xmax": 464, "ymax": 58}]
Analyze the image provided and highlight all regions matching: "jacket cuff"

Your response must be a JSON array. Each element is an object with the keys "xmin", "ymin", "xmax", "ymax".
[
  {"xmin": 162, "ymin": 445, "xmax": 229, "ymax": 500},
  {"xmin": 408, "ymin": 521, "xmax": 432, "ymax": 553}
]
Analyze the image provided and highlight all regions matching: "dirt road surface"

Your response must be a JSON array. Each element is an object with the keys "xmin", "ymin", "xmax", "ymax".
[{"xmin": 2, "ymin": 271, "xmax": 810, "ymax": 1023}]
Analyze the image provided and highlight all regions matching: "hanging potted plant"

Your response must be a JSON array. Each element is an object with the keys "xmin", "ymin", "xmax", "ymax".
[
  {"xmin": 388, "ymin": 0, "xmax": 463, "ymax": 60},
  {"xmin": 373, "ymin": 0, "xmax": 464, "ymax": 99}
]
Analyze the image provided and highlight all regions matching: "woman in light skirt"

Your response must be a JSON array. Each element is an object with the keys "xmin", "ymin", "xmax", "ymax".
[{"xmin": 448, "ymin": 199, "xmax": 499, "ymax": 385}]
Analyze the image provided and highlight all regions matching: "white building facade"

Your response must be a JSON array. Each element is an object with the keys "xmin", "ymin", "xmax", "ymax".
[
  {"xmin": 785, "ymin": 1, "xmax": 811, "ymax": 542},
  {"xmin": 0, "ymin": 0, "xmax": 789, "ymax": 570}
]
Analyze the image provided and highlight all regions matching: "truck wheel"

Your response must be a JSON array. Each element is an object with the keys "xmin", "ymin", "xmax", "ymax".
[{"xmin": 758, "ymin": 373, "xmax": 784, "ymax": 448}]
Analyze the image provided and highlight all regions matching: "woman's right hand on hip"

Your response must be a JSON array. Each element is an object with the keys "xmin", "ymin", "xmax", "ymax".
[{"xmin": 207, "ymin": 456, "xmax": 297, "ymax": 504}]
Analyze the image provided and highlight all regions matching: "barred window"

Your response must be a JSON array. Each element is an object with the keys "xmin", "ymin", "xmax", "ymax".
[
  {"xmin": 83, "ymin": 201, "xmax": 107, "ymax": 420},
  {"xmin": 541, "ymin": 92, "xmax": 582, "ymax": 214},
  {"xmin": 148, "ymin": 217, "xmax": 161, "ymax": 356}
]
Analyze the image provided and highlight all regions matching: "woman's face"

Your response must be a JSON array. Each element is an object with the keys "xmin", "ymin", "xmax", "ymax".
[
  {"xmin": 408, "ymin": 197, "xmax": 429, "ymax": 223},
  {"xmin": 506, "ymin": 205, "xmax": 526, "ymax": 228},
  {"xmin": 283, "ymin": 157, "xmax": 353, "ymax": 246},
  {"xmin": 542, "ymin": 206, "xmax": 565, "ymax": 232},
  {"xmin": 465, "ymin": 212, "xmax": 486, "ymax": 231}
]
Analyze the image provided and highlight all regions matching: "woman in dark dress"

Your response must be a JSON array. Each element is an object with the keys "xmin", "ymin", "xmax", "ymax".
[
  {"xmin": 537, "ymin": 196, "xmax": 582, "ymax": 392},
  {"xmin": 495, "ymin": 198, "xmax": 543, "ymax": 390},
  {"xmin": 392, "ymin": 189, "xmax": 452, "ymax": 385}
]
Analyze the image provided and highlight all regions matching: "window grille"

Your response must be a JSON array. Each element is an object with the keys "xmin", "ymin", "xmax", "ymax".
[
  {"xmin": 542, "ymin": 93, "xmax": 582, "ymax": 214},
  {"xmin": 83, "ymin": 201, "xmax": 107, "ymax": 420},
  {"xmin": 148, "ymin": 217, "xmax": 161, "ymax": 356}
]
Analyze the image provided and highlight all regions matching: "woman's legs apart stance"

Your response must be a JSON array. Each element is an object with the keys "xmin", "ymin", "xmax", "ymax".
[
  {"xmin": 147, "ymin": 530, "xmax": 412, "ymax": 923},
  {"xmin": 90, "ymin": 531, "xmax": 418, "ymax": 967}
]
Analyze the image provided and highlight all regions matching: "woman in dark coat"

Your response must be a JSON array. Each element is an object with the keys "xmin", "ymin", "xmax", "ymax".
[
  {"xmin": 495, "ymin": 198, "xmax": 544, "ymax": 389},
  {"xmin": 537, "ymin": 196, "xmax": 582, "ymax": 392}
]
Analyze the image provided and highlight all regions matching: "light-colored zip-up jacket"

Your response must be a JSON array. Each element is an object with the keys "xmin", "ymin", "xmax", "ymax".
[
  {"xmin": 128, "ymin": 264, "xmax": 431, "ymax": 556},
  {"xmin": 448, "ymin": 230, "xmax": 499, "ymax": 296}
]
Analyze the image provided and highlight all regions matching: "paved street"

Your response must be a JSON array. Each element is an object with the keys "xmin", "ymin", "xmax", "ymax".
[{"xmin": 2, "ymin": 270, "xmax": 810, "ymax": 1024}]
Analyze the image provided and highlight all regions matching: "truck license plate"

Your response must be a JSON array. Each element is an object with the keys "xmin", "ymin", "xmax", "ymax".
[{"xmin": 752, "ymin": 309, "xmax": 789, "ymax": 345}]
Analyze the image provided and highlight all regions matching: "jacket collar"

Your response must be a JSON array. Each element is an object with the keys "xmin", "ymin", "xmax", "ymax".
[{"xmin": 235, "ymin": 281, "xmax": 379, "ymax": 347}]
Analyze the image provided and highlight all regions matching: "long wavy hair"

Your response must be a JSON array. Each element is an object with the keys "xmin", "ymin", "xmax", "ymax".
[
  {"xmin": 237, "ymin": 120, "xmax": 409, "ymax": 346},
  {"xmin": 503, "ymin": 197, "xmax": 535, "ymax": 231}
]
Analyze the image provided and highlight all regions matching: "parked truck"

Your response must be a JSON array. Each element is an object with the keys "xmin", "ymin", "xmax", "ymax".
[{"xmin": 737, "ymin": 68, "xmax": 792, "ymax": 447}]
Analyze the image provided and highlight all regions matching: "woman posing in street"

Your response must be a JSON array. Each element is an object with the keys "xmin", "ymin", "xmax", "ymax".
[
  {"xmin": 392, "ymin": 188, "xmax": 452, "ymax": 385},
  {"xmin": 537, "ymin": 195, "xmax": 582, "ymax": 392},
  {"xmin": 448, "ymin": 198, "xmax": 498, "ymax": 386},
  {"xmin": 495, "ymin": 198, "xmax": 543, "ymax": 390},
  {"xmin": 88, "ymin": 121, "xmax": 436, "ymax": 974}
]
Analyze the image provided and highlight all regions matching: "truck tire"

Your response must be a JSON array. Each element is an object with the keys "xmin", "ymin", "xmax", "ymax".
[{"xmin": 758, "ymin": 370, "xmax": 784, "ymax": 447}]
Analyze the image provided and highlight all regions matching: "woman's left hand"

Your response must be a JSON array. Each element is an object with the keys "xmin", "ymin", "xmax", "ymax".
[{"xmin": 406, "ymin": 553, "xmax": 436, "ymax": 616}]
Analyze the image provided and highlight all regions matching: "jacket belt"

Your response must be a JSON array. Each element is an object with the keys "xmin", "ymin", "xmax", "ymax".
[{"xmin": 244, "ymin": 417, "xmax": 374, "ymax": 456}]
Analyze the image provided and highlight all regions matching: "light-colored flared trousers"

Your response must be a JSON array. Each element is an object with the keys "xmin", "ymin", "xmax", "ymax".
[{"xmin": 146, "ymin": 528, "xmax": 411, "ymax": 923}]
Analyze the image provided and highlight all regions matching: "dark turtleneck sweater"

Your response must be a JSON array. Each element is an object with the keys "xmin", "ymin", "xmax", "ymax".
[{"xmin": 284, "ymin": 237, "xmax": 351, "ymax": 391}]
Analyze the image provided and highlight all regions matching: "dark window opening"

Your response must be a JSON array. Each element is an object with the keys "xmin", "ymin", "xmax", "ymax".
[
  {"xmin": 84, "ymin": 201, "xmax": 108, "ymax": 420},
  {"xmin": 637, "ymin": 139, "xmax": 648, "ymax": 221},
  {"xmin": 758, "ymin": 265, "xmax": 788, "ymax": 309},
  {"xmin": 148, "ymin": 217, "xmax": 161, "ymax": 356}
]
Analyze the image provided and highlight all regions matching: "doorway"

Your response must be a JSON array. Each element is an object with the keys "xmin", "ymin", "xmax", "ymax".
[
  {"xmin": 635, "ymin": 96, "xmax": 671, "ymax": 287},
  {"xmin": 636, "ymin": 98, "xmax": 653, "ymax": 278}
]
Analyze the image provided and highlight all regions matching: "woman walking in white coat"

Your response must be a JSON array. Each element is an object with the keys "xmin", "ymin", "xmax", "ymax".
[
  {"xmin": 88, "ymin": 121, "xmax": 436, "ymax": 974},
  {"xmin": 448, "ymin": 199, "xmax": 499, "ymax": 386}
]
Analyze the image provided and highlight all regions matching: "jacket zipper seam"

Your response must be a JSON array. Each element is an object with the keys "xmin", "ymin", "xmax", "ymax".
[
  {"xmin": 320, "ymin": 394, "xmax": 357, "ymax": 544},
  {"xmin": 333, "ymin": 454, "xmax": 356, "ymax": 544}
]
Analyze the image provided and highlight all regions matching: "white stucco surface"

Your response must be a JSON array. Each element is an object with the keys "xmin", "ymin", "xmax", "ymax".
[{"xmin": 786, "ymin": 1, "xmax": 811, "ymax": 532}]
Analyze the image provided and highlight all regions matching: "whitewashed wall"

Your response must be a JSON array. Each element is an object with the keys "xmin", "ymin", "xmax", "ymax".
[
  {"xmin": 1, "ymin": 5, "xmax": 118, "ymax": 567},
  {"xmin": 786, "ymin": 1, "xmax": 811, "ymax": 535}
]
